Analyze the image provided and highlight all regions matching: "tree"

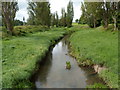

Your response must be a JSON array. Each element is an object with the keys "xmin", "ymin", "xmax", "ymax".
[
  {"xmin": 2, "ymin": 1, "xmax": 19, "ymax": 35},
  {"xmin": 14, "ymin": 20, "xmax": 23, "ymax": 26},
  {"xmin": 75, "ymin": 19, "xmax": 79, "ymax": 23},
  {"xmin": 80, "ymin": 2, "xmax": 103, "ymax": 28},
  {"xmin": 51, "ymin": 13, "xmax": 56, "ymax": 27},
  {"xmin": 27, "ymin": 2, "xmax": 36, "ymax": 25},
  {"xmin": 27, "ymin": 1, "xmax": 51, "ymax": 27},
  {"xmin": 79, "ymin": 2, "xmax": 87, "ymax": 24},
  {"xmin": 101, "ymin": 1, "xmax": 110, "ymax": 28},
  {"xmin": 110, "ymin": 2, "xmax": 120, "ymax": 30},
  {"xmin": 35, "ymin": 2, "xmax": 51, "ymax": 27},
  {"xmin": 60, "ymin": 8, "xmax": 67, "ymax": 27},
  {"xmin": 66, "ymin": 0, "xmax": 74, "ymax": 27},
  {"xmin": 55, "ymin": 11, "xmax": 59, "ymax": 27}
]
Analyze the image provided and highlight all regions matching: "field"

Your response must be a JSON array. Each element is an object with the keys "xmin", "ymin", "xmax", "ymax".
[
  {"xmin": 2, "ymin": 27, "xmax": 68, "ymax": 88},
  {"xmin": 1, "ymin": 24, "xmax": 119, "ymax": 88},
  {"xmin": 69, "ymin": 25, "xmax": 118, "ymax": 88}
]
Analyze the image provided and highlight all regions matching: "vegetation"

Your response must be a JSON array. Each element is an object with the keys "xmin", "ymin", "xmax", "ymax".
[
  {"xmin": 86, "ymin": 83, "xmax": 108, "ymax": 88},
  {"xmin": 66, "ymin": 0, "xmax": 74, "ymax": 27},
  {"xmin": 66, "ymin": 61, "xmax": 71, "ymax": 69},
  {"xmin": 27, "ymin": 2, "xmax": 51, "ymax": 27},
  {"xmin": 80, "ymin": 1, "xmax": 120, "ymax": 30},
  {"xmin": 2, "ymin": 1, "xmax": 19, "ymax": 35},
  {"xmin": 1, "ymin": 0, "xmax": 119, "ymax": 89},
  {"xmin": 69, "ymin": 25, "xmax": 118, "ymax": 88},
  {"xmin": 2, "ymin": 26, "xmax": 68, "ymax": 88}
]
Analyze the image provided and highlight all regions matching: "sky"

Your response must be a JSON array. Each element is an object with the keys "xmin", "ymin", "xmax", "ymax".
[{"xmin": 15, "ymin": 0, "xmax": 83, "ymax": 22}]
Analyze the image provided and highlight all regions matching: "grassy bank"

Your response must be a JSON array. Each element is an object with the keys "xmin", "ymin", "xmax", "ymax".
[
  {"xmin": 69, "ymin": 25, "xmax": 118, "ymax": 88},
  {"xmin": 2, "ymin": 27, "xmax": 68, "ymax": 88}
]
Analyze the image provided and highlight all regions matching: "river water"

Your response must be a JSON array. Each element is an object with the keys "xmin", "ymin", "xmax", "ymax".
[{"xmin": 33, "ymin": 36, "xmax": 103, "ymax": 88}]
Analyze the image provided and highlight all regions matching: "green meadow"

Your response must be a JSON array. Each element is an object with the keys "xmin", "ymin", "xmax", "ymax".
[
  {"xmin": 2, "ymin": 27, "xmax": 68, "ymax": 88},
  {"xmin": 69, "ymin": 25, "xmax": 118, "ymax": 88},
  {"xmin": 1, "ymin": 24, "xmax": 119, "ymax": 88}
]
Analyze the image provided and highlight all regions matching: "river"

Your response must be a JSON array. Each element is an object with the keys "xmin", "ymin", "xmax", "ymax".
[{"xmin": 32, "ymin": 36, "xmax": 104, "ymax": 88}]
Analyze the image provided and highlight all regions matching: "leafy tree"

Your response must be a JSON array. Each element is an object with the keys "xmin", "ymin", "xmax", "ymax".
[
  {"xmin": 35, "ymin": 2, "xmax": 51, "ymax": 27},
  {"xmin": 84, "ymin": 2, "xmax": 102, "ymax": 28},
  {"xmin": 66, "ymin": 0, "xmax": 74, "ymax": 27},
  {"xmin": 14, "ymin": 20, "xmax": 23, "ymax": 26},
  {"xmin": 79, "ymin": 3, "xmax": 87, "ymax": 24},
  {"xmin": 101, "ymin": 2, "xmax": 111, "ymax": 28},
  {"xmin": 110, "ymin": 2, "xmax": 120, "ymax": 30},
  {"xmin": 55, "ymin": 11, "xmax": 59, "ymax": 27},
  {"xmin": 27, "ymin": 2, "xmax": 36, "ymax": 25},
  {"xmin": 51, "ymin": 13, "xmax": 56, "ymax": 27},
  {"xmin": 75, "ymin": 19, "xmax": 79, "ymax": 23},
  {"xmin": 2, "ymin": 1, "xmax": 19, "ymax": 35},
  {"xmin": 60, "ymin": 8, "xmax": 67, "ymax": 27},
  {"xmin": 27, "ymin": 1, "xmax": 51, "ymax": 27}
]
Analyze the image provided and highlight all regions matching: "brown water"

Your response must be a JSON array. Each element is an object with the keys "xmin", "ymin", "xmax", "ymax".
[{"xmin": 33, "ymin": 36, "xmax": 104, "ymax": 88}]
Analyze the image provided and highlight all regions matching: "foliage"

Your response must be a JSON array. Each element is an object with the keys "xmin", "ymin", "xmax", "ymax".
[
  {"xmin": 59, "ymin": 8, "xmax": 67, "ymax": 27},
  {"xmin": 14, "ymin": 20, "xmax": 23, "ymax": 26},
  {"xmin": 27, "ymin": 2, "xmax": 36, "ymax": 25},
  {"xmin": 2, "ymin": 1, "xmax": 19, "ymax": 35},
  {"xmin": 27, "ymin": 2, "xmax": 51, "ymax": 27},
  {"xmin": 66, "ymin": 0, "xmax": 74, "ymax": 27},
  {"xmin": 80, "ymin": 1, "xmax": 120, "ymax": 30},
  {"xmin": 86, "ymin": 83, "xmax": 108, "ymax": 88},
  {"xmin": 66, "ymin": 61, "xmax": 71, "ymax": 69},
  {"xmin": 1, "ymin": 25, "xmax": 49, "ymax": 38}
]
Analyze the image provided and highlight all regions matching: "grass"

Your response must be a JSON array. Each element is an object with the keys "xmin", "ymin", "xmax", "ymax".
[
  {"xmin": 69, "ymin": 25, "xmax": 118, "ymax": 88},
  {"xmin": 2, "ymin": 27, "xmax": 68, "ymax": 88},
  {"xmin": 86, "ymin": 83, "xmax": 108, "ymax": 88}
]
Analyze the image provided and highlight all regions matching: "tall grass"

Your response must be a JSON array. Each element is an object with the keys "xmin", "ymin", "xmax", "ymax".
[
  {"xmin": 69, "ymin": 26, "xmax": 118, "ymax": 88},
  {"xmin": 2, "ymin": 27, "xmax": 67, "ymax": 88}
]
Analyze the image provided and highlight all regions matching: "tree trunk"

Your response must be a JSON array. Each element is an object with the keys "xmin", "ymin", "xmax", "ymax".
[
  {"xmin": 104, "ymin": 18, "xmax": 108, "ymax": 29},
  {"xmin": 93, "ymin": 18, "xmax": 96, "ymax": 28},
  {"xmin": 112, "ymin": 16, "xmax": 117, "ymax": 30},
  {"xmin": 4, "ymin": 13, "xmax": 14, "ymax": 35}
]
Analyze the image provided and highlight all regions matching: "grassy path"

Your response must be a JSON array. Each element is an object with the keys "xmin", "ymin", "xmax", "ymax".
[
  {"xmin": 69, "ymin": 26, "xmax": 118, "ymax": 88},
  {"xmin": 2, "ymin": 28, "xmax": 67, "ymax": 88}
]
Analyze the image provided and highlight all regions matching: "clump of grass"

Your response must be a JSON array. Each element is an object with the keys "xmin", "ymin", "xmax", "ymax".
[
  {"xmin": 86, "ymin": 83, "xmax": 108, "ymax": 88},
  {"xmin": 69, "ymin": 25, "xmax": 118, "ymax": 88},
  {"xmin": 77, "ymin": 59, "xmax": 94, "ymax": 67},
  {"xmin": 66, "ymin": 61, "xmax": 71, "ymax": 69}
]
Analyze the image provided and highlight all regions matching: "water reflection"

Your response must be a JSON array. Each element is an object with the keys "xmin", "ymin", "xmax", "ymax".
[
  {"xmin": 34, "ymin": 36, "xmax": 104, "ymax": 88},
  {"xmin": 35, "ymin": 49, "xmax": 52, "ymax": 88}
]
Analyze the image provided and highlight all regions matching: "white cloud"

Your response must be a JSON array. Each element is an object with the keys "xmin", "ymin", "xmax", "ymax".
[
  {"xmin": 15, "ymin": 0, "xmax": 28, "ymax": 22},
  {"xmin": 49, "ymin": 0, "xmax": 83, "ymax": 22}
]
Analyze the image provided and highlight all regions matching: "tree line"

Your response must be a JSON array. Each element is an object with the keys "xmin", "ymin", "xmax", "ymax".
[
  {"xmin": 79, "ymin": 1, "xmax": 120, "ymax": 30},
  {"xmin": 1, "ymin": 0, "xmax": 74, "ymax": 35},
  {"xmin": 1, "ymin": 0, "xmax": 120, "ymax": 36},
  {"xmin": 27, "ymin": 1, "xmax": 74, "ymax": 28}
]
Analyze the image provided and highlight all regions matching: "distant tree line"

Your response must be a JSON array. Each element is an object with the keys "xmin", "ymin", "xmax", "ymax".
[
  {"xmin": 27, "ymin": 0, "xmax": 74, "ymax": 28},
  {"xmin": 79, "ymin": 1, "xmax": 120, "ymax": 30}
]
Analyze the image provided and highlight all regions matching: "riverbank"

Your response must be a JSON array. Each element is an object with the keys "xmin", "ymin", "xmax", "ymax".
[
  {"xmin": 2, "ymin": 27, "xmax": 69, "ymax": 88},
  {"xmin": 69, "ymin": 25, "xmax": 118, "ymax": 88}
]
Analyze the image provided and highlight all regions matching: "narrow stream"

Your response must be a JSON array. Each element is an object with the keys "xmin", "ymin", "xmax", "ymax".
[{"xmin": 33, "ymin": 36, "xmax": 104, "ymax": 88}]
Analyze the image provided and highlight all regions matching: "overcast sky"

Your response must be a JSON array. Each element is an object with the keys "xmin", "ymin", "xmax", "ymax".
[{"xmin": 15, "ymin": 0, "xmax": 83, "ymax": 22}]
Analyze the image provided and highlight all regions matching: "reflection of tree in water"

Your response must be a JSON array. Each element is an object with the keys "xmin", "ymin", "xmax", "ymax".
[
  {"xmin": 36, "ymin": 49, "xmax": 53, "ymax": 84},
  {"xmin": 62, "ymin": 35, "xmax": 69, "ymax": 48},
  {"xmin": 80, "ymin": 67, "xmax": 104, "ymax": 85}
]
